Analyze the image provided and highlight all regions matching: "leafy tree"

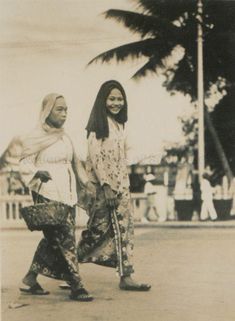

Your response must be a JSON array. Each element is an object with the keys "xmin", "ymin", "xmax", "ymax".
[
  {"xmin": 90, "ymin": 0, "xmax": 235, "ymax": 96},
  {"xmin": 89, "ymin": 0, "xmax": 235, "ymax": 182}
]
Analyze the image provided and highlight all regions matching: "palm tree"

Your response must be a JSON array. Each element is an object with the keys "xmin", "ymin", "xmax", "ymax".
[{"xmin": 89, "ymin": 0, "xmax": 235, "ymax": 182}]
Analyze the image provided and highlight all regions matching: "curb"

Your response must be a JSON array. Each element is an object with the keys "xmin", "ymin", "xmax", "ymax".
[
  {"xmin": 134, "ymin": 221, "xmax": 235, "ymax": 228},
  {"xmin": 2, "ymin": 221, "xmax": 235, "ymax": 231}
]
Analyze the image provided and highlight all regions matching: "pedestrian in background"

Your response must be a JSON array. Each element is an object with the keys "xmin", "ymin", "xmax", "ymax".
[
  {"xmin": 142, "ymin": 173, "xmax": 158, "ymax": 223},
  {"xmin": 200, "ymin": 172, "xmax": 217, "ymax": 221}
]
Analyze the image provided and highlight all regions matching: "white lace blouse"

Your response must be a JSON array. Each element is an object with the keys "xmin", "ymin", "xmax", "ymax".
[{"xmin": 86, "ymin": 117, "xmax": 130, "ymax": 193}]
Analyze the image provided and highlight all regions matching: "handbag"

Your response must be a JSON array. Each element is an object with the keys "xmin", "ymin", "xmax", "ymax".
[{"xmin": 20, "ymin": 182, "xmax": 70, "ymax": 231}]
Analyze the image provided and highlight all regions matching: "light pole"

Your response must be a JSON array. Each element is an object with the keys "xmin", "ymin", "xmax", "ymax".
[{"xmin": 197, "ymin": 0, "xmax": 205, "ymax": 182}]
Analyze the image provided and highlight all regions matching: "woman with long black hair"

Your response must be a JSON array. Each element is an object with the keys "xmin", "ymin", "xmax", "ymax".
[{"xmin": 76, "ymin": 80, "xmax": 151, "ymax": 291}]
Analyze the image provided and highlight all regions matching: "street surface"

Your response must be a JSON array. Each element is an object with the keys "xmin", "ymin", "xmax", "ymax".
[{"xmin": 1, "ymin": 227, "xmax": 235, "ymax": 321}]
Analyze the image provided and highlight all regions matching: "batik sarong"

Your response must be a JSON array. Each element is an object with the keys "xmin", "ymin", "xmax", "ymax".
[
  {"xmin": 29, "ymin": 193, "xmax": 83, "ymax": 291},
  {"xmin": 77, "ymin": 185, "xmax": 134, "ymax": 277}
]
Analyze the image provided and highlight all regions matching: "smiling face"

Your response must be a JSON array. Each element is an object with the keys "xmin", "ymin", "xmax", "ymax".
[
  {"xmin": 106, "ymin": 88, "xmax": 124, "ymax": 116},
  {"xmin": 46, "ymin": 97, "xmax": 68, "ymax": 128}
]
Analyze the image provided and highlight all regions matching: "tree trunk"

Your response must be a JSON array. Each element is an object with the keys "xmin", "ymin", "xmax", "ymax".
[{"xmin": 205, "ymin": 108, "xmax": 234, "ymax": 184}]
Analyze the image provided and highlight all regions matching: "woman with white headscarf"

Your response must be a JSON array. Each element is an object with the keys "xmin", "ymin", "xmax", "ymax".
[{"xmin": 19, "ymin": 93, "xmax": 95, "ymax": 301}]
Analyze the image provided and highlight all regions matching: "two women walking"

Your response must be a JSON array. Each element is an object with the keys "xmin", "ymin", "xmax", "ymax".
[{"xmin": 20, "ymin": 81, "xmax": 151, "ymax": 302}]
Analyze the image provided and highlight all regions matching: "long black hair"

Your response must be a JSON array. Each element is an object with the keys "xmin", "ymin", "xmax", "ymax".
[{"xmin": 86, "ymin": 80, "xmax": 128, "ymax": 139}]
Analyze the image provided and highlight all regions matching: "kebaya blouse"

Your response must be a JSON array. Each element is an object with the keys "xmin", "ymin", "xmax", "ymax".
[
  {"xmin": 21, "ymin": 135, "xmax": 88, "ymax": 206},
  {"xmin": 86, "ymin": 116, "xmax": 130, "ymax": 193}
]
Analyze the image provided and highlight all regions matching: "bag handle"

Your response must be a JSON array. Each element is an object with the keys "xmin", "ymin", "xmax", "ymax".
[
  {"xmin": 35, "ymin": 181, "xmax": 44, "ymax": 204},
  {"xmin": 34, "ymin": 178, "xmax": 64, "ymax": 204}
]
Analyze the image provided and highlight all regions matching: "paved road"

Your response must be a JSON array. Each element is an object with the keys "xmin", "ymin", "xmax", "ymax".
[{"xmin": 1, "ymin": 227, "xmax": 235, "ymax": 321}]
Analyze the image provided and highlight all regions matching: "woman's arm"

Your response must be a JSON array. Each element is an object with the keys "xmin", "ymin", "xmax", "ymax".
[
  {"xmin": 72, "ymin": 152, "xmax": 89, "ymax": 186},
  {"xmin": 20, "ymin": 154, "xmax": 52, "ymax": 185},
  {"xmin": 19, "ymin": 155, "xmax": 38, "ymax": 186},
  {"xmin": 72, "ymin": 151, "xmax": 96, "ymax": 204},
  {"xmin": 124, "ymin": 127, "xmax": 132, "ymax": 164}
]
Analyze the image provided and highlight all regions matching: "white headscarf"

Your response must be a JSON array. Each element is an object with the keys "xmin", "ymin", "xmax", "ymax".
[{"xmin": 20, "ymin": 93, "xmax": 65, "ymax": 159}]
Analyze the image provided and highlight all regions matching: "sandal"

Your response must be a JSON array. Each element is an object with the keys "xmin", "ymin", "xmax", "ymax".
[
  {"xmin": 19, "ymin": 283, "xmax": 50, "ymax": 295},
  {"xmin": 70, "ymin": 288, "xmax": 94, "ymax": 302},
  {"xmin": 59, "ymin": 282, "xmax": 71, "ymax": 290},
  {"xmin": 119, "ymin": 283, "xmax": 151, "ymax": 291}
]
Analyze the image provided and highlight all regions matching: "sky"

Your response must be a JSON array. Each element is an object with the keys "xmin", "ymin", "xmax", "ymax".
[{"xmin": 0, "ymin": 0, "xmax": 192, "ymax": 162}]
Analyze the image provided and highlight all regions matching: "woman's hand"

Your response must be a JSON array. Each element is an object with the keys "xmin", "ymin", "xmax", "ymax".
[
  {"xmin": 103, "ymin": 184, "xmax": 118, "ymax": 209},
  {"xmin": 34, "ymin": 170, "xmax": 52, "ymax": 183}
]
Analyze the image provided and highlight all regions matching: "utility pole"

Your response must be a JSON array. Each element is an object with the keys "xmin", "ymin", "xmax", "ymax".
[{"xmin": 197, "ymin": 0, "xmax": 205, "ymax": 182}]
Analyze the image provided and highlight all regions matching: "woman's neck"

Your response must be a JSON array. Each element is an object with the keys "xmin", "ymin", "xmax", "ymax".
[
  {"xmin": 46, "ymin": 118, "xmax": 56, "ymax": 128},
  {"xmin": 108, "ymin": 115, "xmax": 121, "ymax": 131},
  {"xmin": 43, "ymin": 120, "xmax": 64, "ymax": 133}
]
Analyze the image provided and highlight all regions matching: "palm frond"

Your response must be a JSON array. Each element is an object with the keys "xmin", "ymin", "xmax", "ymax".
[
  {"xmin": 89, "ymin": 0, "xmax": 235, "ymax": 96},
  {"xmin": 163, "ymin": 56, "xmax": 197, "ymax": 99},
  {"xmin": 88, "ymin": 38, "xmax": 174, "ymax": 65},
  {"xmin": 131, "ymin": 45, "xmax": 174, "ymax": 79},
  {"xmin": 104, "ymin": 9, "xmax": 179, "ymax": 38},
  {"xmin": 136, "ymin": 0, "xmax": 196, "ymax": 20},
  {"xmin": 131, "ymin": 56, "xmax": 163, "ymax": 79}
]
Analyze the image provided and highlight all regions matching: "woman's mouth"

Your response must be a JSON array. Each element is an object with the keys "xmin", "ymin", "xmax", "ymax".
[{"xmin": 110, "ymin": 106, "xmax": 121, "ymax": 112}]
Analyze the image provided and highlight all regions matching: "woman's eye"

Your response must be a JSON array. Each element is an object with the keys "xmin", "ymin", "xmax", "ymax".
[{"xmin": 57, "ymin": 108, "xmax": 67, "ymax": 112}]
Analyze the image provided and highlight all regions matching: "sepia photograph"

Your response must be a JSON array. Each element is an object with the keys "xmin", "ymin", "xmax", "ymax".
[{"xmin": 1, "ymin": 0, "xmax": 235, "ymax": 320}]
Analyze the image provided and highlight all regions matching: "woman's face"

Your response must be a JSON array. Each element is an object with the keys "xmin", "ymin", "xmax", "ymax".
[
  {"xmin": 106, "ymin": 88, "xmax": 124, "ymax": 115},
  {"xmin": 46, "ymin": 97, "xmax": 68, "ymax": 128}
]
